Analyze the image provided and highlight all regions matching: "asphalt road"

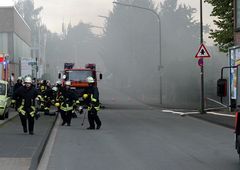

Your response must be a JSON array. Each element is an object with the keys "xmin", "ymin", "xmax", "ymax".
[{"xmin": 38, "ymin": 85, "xmax": 240, "ymax": 170}]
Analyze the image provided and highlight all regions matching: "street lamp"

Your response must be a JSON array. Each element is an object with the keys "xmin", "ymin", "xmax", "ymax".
[{"xmin": 113, "ymin": 1, "xmax": 163, "ymax": 104}]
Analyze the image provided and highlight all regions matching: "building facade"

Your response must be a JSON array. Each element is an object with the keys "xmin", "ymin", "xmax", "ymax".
[
  {"xmin": 0, "ymin": 6, "xmax": 31, "ymax": 81},
  {"xmin": 235, "ymin": 0, "xmax": 240, "ymax": 45}
]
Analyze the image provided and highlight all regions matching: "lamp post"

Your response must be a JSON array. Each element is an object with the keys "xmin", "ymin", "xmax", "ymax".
[{"xmin": 113, "ymin": 1, "xmax": 163, "ymax": 104}]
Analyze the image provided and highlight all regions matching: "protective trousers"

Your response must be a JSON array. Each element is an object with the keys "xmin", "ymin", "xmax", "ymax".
[
  {"xmin": 19, "ymin": 111, "xmax": 34, "ymax": 133},
  {"xmin": 88, "ymin": 109, "xmax": 101, "ymax": 129},
  {"xmin": 44, "ymin": 101, "xmax": 51, "ymax": 115},
  {"xmin": 60, "ymin": 110, "xmax": 72, "ymax": 126}
]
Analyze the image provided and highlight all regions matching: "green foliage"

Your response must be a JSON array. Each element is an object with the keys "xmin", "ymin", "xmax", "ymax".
[{"xmin": 204, "ymin": 0, "xmax": 234, "ymax": 52}]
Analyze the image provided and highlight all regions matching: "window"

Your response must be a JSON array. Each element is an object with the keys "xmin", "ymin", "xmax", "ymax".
[
  {"xmin": 66, "ymin": 70, "xmax": 92, "ymax": 81},
  {"xmin": 0, "ymin": 83, "xmax": 6, "ymax": 95}
]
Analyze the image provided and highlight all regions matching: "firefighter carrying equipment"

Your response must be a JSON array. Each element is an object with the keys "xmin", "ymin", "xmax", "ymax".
[{"xmin": 84, "ymin": 94, "xmax": 100, "ymax": 111}]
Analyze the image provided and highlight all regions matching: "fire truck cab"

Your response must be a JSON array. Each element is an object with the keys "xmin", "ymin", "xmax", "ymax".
[{"xmin": 61, "ymin": 63, "xmax": 102, "ymax": 96}]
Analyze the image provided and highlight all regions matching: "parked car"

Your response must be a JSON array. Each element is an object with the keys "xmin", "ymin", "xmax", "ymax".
[{"xmin": 0, "ymin": 80, "xmax": 12, "ymax": 120}]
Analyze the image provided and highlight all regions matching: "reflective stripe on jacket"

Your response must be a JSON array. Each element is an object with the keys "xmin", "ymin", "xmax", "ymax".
[
  {"xmin": 87, "ymin": 94, "xmax": 100, "ymax": 111},
  {"xmin": 60, "ymin": 103, "xmax": 73, "ymax": 112}
]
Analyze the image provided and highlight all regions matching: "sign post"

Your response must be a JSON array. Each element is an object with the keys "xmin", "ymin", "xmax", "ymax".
[{"xmin": 195, "ymin": 43, "xmax": 211, "ymax": 114}]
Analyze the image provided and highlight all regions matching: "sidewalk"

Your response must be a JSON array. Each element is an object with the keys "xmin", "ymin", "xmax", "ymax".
[{"xmin": 0, "ymin": 109, "xmax": 57, "ymax": 170}]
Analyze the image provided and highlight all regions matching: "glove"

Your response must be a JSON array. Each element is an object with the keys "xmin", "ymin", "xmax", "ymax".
[
  {"xmin": 79, "ymin": 109, "xmax": 83, "ymax": 114},
  {"xmin": 35, "ymin": 112, "xmax": 40, "ymax": 120}
]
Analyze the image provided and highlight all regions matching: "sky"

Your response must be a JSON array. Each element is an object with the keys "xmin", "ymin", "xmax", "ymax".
[{"xmin": 0, "ymin": 0, "xmax": 214, "ymax": 34}]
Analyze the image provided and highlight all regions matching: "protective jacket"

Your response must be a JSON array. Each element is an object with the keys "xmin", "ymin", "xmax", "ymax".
[
  {"xmin": 13, "ymin": 82, "xmax": 23, "ymax": 93},
  {"xmin": 13, "ymin": 86, "xmax": 38, "ymax": 116},
  {"xmin": 59, "ymin": 89, "xmax": 78, "ymax": 111},
  {"xmin": 83, "ymin": 86, "xmax": 100, "ymax": 111}
]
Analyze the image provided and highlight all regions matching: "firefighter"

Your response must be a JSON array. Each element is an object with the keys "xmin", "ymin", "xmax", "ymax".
[
  {"xmin": 40, "ymin": 80, "xmax": 48, "ymax": 93},
  {"xmin": 56, "ymin": 81, "xmax": 79, "ymax": 126},
  {"xmin": 12, "ymin": 77, "xmax": 23, "ymax": 110},
  {"xmin": 41, "ymin": 86, "xmax": 57, "ymax": 115},
  {"xmin": 38, "ymin": 80, "xmax": 51, "ymax": 113},
  {"xmin": 12, "ymin": 76, "xmax": 38, "ymax": 135},
  {"xmin": 13, "ymin": 76, "xmax": 23, "ymax": 93},
  {"xmin": 55, "ymin": 81, "xmax": 63, "ymax": 114},
  {"xmin": 83, "ymin": 76, "xmax": 101, "ymax": 130}
]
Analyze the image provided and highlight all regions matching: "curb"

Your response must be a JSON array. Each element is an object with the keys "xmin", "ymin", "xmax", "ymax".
[
  {"xmin": 190, "ymin": 113, "xmax": 235, "ymax": 129},
  {"xmin": 0, "ymin": 111, "xmax": 18, "ymax": 127},
  {"xmin": 29, "ymin": 114, "xmax": 59, "ymax": 170}
]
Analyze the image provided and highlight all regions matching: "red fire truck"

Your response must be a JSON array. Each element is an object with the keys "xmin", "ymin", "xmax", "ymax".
[{"xmin": 60, "ymin": 63, "xmax": 102, "ymax": 96}]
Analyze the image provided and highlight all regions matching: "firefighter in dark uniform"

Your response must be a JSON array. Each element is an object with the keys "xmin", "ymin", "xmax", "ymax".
[
  {"xmin": 13, "ymin": 76, "xmax": 38, "ymax": 135},
  {"xmin": 83, "ymin": 76, "xmax": 101, "ymax": 130},
  {"xmin": 56, "ymin": 81, "xmax": 79, "ymax": 126},
  {"xmin": 40, "ymin": 80, "xmax": 48, "ymax": 93},
  {"xmin": 12, "ymin": 77, "xmax": 23, "ymax": 110},
  {"xmin": 55, "ymin": 81, "xmax": 63, "ymax": 114},
  {"xmin": 39, "ymin": 80, "xmax": 52, "ymax": 114},
  {"xmin": 41, "ymin": 86, "xmax": 58, "ymax": 115},
  {"xmin": 13, "ymin": 76, "xmax": 23, "ymax": 93}
]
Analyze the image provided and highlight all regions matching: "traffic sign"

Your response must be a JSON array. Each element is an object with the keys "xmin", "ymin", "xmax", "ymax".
[
  {"xmin": 195, "ymin": 44, "xmax": 211, "ymax": 58},
  {"xmin": 198, "ymin": 58, "xmax": 204, "ymax": 67}
]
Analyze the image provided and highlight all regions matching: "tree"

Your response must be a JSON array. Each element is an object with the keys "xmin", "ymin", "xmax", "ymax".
[
  {"xmin": 45, "ymin": 22, "xmax": 100, "ymax": 81},
  {"xmin": 204, "ymin": 0, "xmax": 234, "ymax": 52}
]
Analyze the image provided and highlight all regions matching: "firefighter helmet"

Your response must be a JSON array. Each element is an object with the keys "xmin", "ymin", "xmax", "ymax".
[
  {"xmin": 83, "ymin": 94, "xmax": 88, "ymax": 99},
  {"xmin": 86, "ymin": 76, "xmax": 94, "ymax": 83},
  {"xmin": 24, "ymin": 76, "xmax": 32, "ymax": 83},
  {"xmin": 65, "ymin": 81, "xmax": 71, "ymax": 86},
  {"xmin": 17, "ymin": 76, "xmax": 22, "ymax": 80},
  {"xmin": 55, "ymin": 103, "xmax": 60, "ymax": 107},
  {"xmin": 52, "ymin": 87, "xmax": 58, "ymax": 92}
]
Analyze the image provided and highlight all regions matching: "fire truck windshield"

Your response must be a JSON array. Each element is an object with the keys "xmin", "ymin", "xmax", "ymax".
[{"xmin": 65, "ymin": 70, "xmax": 92, "ymax": 81}]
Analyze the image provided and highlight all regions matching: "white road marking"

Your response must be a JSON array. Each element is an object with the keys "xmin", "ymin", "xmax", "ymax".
[
  {"xmin": 162, "ymin": 110, "xmax": 235, "ymax": 117},
  {"xmin": 208, "ymin": 112, "xmax": 235, "ymax": 118}
]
